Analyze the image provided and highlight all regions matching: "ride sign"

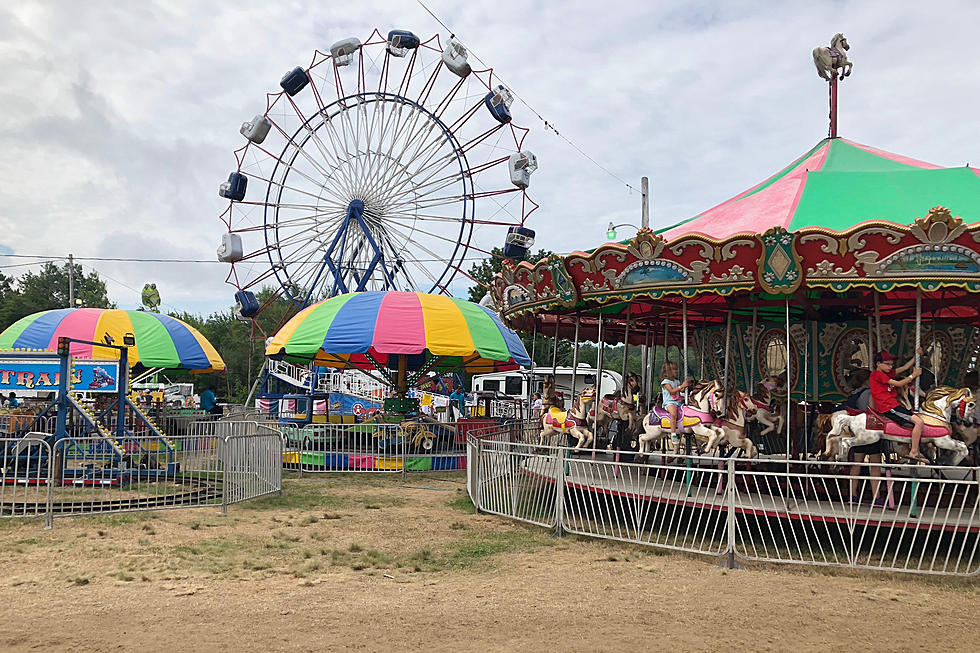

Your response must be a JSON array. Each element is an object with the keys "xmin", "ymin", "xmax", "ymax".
[{"xmin": 0, "ymin": 357, "xmax": 120, "ymax": 394}]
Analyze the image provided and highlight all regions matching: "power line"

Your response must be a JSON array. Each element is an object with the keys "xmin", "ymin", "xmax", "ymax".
[
  {"xmin": 0, "ymin": 252, "xmax": 504, "ymax": 265},
  {"xmin": 415, "ymin": 0, "xmax": 638, "ymax": 194}
]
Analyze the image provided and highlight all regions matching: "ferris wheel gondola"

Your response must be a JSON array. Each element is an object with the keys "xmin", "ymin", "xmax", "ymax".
[{"xmin": 217, "ymin": 29, "xmax": 539, "ymax": 324}]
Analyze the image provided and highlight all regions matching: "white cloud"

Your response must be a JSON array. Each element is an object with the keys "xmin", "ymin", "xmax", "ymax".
[{"xmin": 1, "ymin": 0, "xmax": 979, "ymax": 314}]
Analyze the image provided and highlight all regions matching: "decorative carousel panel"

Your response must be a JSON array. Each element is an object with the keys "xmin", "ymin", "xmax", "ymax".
[{"xmin": 800, "ymin": 207, "xmax": 980, "ymax": 292}]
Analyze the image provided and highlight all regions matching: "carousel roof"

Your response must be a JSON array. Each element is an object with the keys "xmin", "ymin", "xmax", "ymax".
[{"xmin": 659, "ymin": 138, "xmax": 980, "ymax": 240}]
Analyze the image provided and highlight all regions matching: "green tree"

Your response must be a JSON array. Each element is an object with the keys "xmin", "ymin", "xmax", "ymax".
[
  {"xmin": 167, "ymin": 287, "xmax": 300, "ymax": 405},
  {"xmin": 0, "ymin": 262, "xmax": 113, "ymax": 331},
  {"xmin": 466, "ymin": 246, "xmax": 554, "ymax": 304}
]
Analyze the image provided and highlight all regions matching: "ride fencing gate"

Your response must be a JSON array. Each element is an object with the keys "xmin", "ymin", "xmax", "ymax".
[
  {"xmin": 468, "ymin": 421, "xmax": 980, "ymax": 577},
  {"xmin": 279, "ymin": 421, "xmax": 476, "ymax": 476},
  {"xmin": 0, "ymin": 421, "xmax": 282, "ymax": 527}
]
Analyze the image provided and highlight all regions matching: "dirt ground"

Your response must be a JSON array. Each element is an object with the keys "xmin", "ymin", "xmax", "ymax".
[{"xmin": 1, "ymin": 472, "xmax": 978, "ymax": 652}]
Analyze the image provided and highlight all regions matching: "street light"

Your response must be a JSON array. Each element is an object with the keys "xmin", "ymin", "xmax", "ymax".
[{"xmin": 606, "ymin": 222, "xmax": 640, "ymax": 241}]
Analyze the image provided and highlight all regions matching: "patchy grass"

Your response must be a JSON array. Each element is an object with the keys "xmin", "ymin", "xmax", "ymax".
[{"xmin": 447, "ymin": 491, "xmax": 475, "ymax": 514}]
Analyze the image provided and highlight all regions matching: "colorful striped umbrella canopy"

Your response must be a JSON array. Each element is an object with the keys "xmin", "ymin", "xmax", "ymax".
[
  {"xmin": 266, "ymin": 292, "xmax": 530, "ymax": 374},
  {"xmin": 0, "ymin": 308, "xmax": 225, "ymax": 372},
  {"xmin": 659, "ymin": 138, "xmax": 980, "ymax": 240}
]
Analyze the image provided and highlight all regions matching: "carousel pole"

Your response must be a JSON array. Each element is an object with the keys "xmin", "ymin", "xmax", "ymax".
[
  {"xmin": 570, "ymin": 312, "xmax": 580, "ymax": 407},
  {"xmin": 551, "ymin": 316, "xmax": 561, "ymax": 378},
  {"xmin": 811, "ymin": 321, "xmax": 819, "ymax": 403},
  {"xmin": 722, "ymin": 309, "xmax": 732, "ymax": 413},
  {"xmin": 874, "ymin": 291, "xmax": 882, "ymax": 353},
  {"xmin": 622, "ymin": 305, "xmax": 632, "ymax": 388},
  {"xmin": 749, "ymin": 306, "xmax": 758, "ymax": 389},
  {"xmin": 682, "ymin": 299, "xmax": 690, "ymax": 402},
  {"xmin": 663, "ymin": 313, "xmax": 670, "ymax": 366},
  {"xmin": 915, "ymin": 289, "xmax": 922, "ymax": 411},
  {"xmin": 642, "ymin": 329, "xmax": 651, "ymax": 400},
  {"xmin": 867, "ymin": 309, "xmax": 874, "ymax": 371},
  {"xmin": 785, "ymin": 299, "xmax": 792, "ymax": 468},
  {"xmin": 699, "ymin": 315, "xmax": 706, "ymax": 379},
  {"xmin": 529, "ymin": 318, "xmax": 538, "ymax": 409},
  {"xmin": 594, "ymin": 314, "xmax": 605, "ymax": 441}
]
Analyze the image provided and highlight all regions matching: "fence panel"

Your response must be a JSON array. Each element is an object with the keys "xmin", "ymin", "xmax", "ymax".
[
  {"xmin": 732, "ymin": 460, "xmax": 980, "ymax": 576},
  {"xmin": 281, "ymin": 421, "xmax": 469, "ymax": 474},
  {"xmin": 224, "ymin": 430, "xmax": 283, "ymax": 506},
  {"xmin": 476, "ymin": 440, "xmax": 559, "ymax": 528},
  {"xmin": 49, "ymin": 433, "xmax": 224, "ymax": 518},
  {"xmin": 1, "ymin": 436, "xmax": 52, "ymax": 522},
  {"xmin": 560, "ymin": 453, "xmax": 730, "ymax": 556}
]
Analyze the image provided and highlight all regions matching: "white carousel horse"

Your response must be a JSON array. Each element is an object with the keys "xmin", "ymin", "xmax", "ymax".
[
  {"xmin": 825, "ymin": 386, "xmax": 975, "ymax": 465},
  {"xmin": 813, "ymin": 33, "xmax": 853, "ymax": 82},
  {"xmin": 745, "ymin": 376, "xmax": 785, "ymax": 436},
  {"xmin": 638, "ymin": 380, "xmax": 725, "ymax": 455},
  {"xmin": 539, "ymin": 390, "xmax": 594, "ymax": 451},
  {"xmin": 704, "ymin": 388, "xmax": 759, "ymax": 458}
]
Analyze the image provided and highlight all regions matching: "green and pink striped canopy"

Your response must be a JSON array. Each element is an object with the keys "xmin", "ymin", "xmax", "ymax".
[
  {"xmin": 0, "ymin": 308, "xmax": 224, "ymax": 372},
  {"xmin": 267, "ymin": 291, "xmax": 530, "ymax": 373},
  {"xmin": 659, "ymin": 138, "xmax": 980, "ymax": 240}
]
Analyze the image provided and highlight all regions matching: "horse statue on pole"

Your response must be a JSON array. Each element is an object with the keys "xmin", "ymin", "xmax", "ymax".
[
  {"xmin": 638, "ymin": 379, "xmax": 727, "ymax": 455},
  {"xmin": 745, "ymin": 375, "xmax": 785, "ymax": 436},
  {"xmin": 825, "ymin": 386, "xmax": 975, "ymax": 464},
  {"xmin": 813, "ymin": 33, "xmax": 853, "ymax": 81},
  {"xmin": 704, "ymin": 387, "xmax": 759, "ymax": 458},
  {"xmin": 539, "ymin": 388, "xmax": 595, "ymax": 451}
]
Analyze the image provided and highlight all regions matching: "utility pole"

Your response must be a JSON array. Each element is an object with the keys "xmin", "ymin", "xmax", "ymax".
[
  {"xmin": 67, "ymin": 254, "xmax": 74, "ymax": 308},
  {"xmin": 641, "ymin": 176, "xmax": 649, "ymax": 229}
]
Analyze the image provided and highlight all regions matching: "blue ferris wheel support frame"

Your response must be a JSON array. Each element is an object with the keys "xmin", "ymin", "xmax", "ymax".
[{"xmin": 262, "ymin": 91, "xmax": 475, "ymax": 307}]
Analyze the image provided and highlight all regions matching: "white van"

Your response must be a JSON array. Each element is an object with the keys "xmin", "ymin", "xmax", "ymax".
[{"xmin": 471, "ymin": 364, "xmax": 622, "ymax": 409}]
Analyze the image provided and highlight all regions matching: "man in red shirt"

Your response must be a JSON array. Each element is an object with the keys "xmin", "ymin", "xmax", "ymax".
[{"xmin": 870, "ymin": 350, "xmax": 925, "ymax": 463}]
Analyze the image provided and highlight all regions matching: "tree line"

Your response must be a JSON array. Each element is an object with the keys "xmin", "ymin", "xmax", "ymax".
[{"xmin": 1, "ymin": 255, "xmax": 683, "ymax": 405}]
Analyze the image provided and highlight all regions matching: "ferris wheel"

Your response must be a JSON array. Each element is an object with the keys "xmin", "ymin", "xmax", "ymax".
[{"xmin": 217, "ymin": 29, "xmax": 539, "ymax": 322}]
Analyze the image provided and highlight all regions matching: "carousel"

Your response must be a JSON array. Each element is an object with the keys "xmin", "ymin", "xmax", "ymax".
[{"xmin": 489, "ymin": 38, "xmax": 980, "ymax": 469}]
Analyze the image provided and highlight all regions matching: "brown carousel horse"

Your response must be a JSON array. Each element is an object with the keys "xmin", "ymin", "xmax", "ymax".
[
  {"xmin": 704, "ymin": 387, "xmax": 759, "ymax": 458},
  {"xmin": 539, "ymin": 388, "xmax": 595, "ymax": 451},
  {"xmin": 594, "ymin": 373, "xmax": 642, "ymax": 447}
]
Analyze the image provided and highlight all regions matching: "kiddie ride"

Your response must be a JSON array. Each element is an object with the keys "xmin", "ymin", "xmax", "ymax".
[{"xmin": 1, "ymin": 337, "xmax": 177, "ymax": 487}]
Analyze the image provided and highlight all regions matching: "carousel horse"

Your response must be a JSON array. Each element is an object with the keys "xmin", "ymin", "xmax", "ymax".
[
  {"xmin": 638, "ymin": 379, "xmax": 726, "ymax": 455},
  {"xmin": 539, "ymin": 389, "xmax": 594, "ymax": 451},
  {"xmin": 745, "ymin": 376, "xmax": 785, "ymax": 436},
  {"xmin": 825, "ymin": 386, "xmax": 974, "ymax": 465},
  {"xmin": 541, "ymin": 375, "xmax": 560, "ymax": 410},
  {"xmin": 812, "ymin": 33, "xmax": 853, "ymax": 82},
  {"xmin": 704, "ymin": 388, "xmax": 759, "ymax": 458},
  {"xmin": 589, "ymin": 375, "xmax": 640, "ymax": 444}
]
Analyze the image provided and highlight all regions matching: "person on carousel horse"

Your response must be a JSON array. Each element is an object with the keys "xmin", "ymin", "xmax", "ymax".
[
  {"xmin": 870, "ymin": 349, "xmax": 925, "ymax": 464},
  {"xmin": 660, "ymin": 360, "xmax": 692, "ymax": 447}
]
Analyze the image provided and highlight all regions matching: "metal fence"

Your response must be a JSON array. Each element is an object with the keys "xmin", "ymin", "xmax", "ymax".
[
  {"xmin": 467, "ymin": 423, "xmax": 980, "ymax": 577},
  {"xmin": 280, "ymin": 421, "xmax": 469, "ymax": 475},
  {"xmin": 0, "ymin": 421, "xmax": 282, "ymax": 526}
]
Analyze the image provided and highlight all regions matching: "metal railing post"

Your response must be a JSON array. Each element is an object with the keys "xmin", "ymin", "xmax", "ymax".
[
  {"xmin": 401, "ymin": 420, "xmax": 408, "ymax": 481},
  {"xmin": 474, "ymin": 437, "xmax": 483, "ymax": 513},
  {"xmin": 720, "ymin": 456, "xmax": 742, "ymax": 569},
  {"xmin": 44, "ymin": 441, "xmax": 54, "ymax": 530},
  {"xmin": 220, "ymin": 437, "xmax": 228, "ymax": 516},
  {"xmin": 554, "ymin": 445, "xmax": 565, "ymax": 537}
]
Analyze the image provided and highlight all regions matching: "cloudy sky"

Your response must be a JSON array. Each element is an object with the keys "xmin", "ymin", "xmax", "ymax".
[{"xmin": 1, "ymin": 0, "xmax": 979, "ymax": 316}]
